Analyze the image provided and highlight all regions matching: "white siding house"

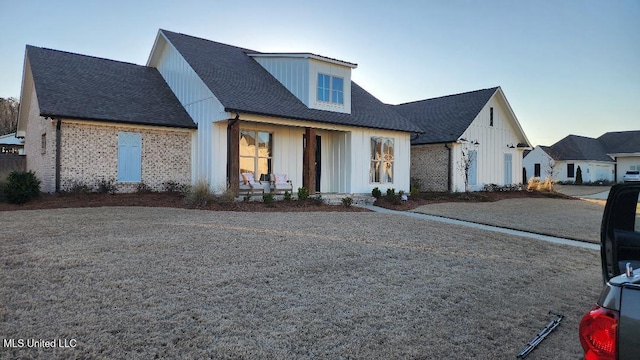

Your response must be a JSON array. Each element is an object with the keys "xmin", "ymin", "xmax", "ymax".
[{"xmin": 395, "ymin": 87, "xmax": 531, "ymax": 192}]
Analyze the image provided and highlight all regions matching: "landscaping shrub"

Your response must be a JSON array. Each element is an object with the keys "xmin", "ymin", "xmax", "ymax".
[
  {"xmin": 410, "ymin": 187, "xmax": 420, "ymax": 199},
  {"xmin": 215, "ymin": 187, "xmax": 236, "ymax": 203},
  {"xmin": 310, "ymin": 194, "xmax": 325, "ymax": 206},
  {"xmin": 162, "ymin": 180, "xmax": 187, "ymax": 194},
  {"xmin": 96, "ymin": 178, "xmax": 117, "ymax": 194},
  {"xmin": 4, "ymin": 170, "xmax": 41, "ymax": 204},
  {"xmin": 283, "ymin": 191, "xmax": 292, "ymax": 202},
  {"xmin": 0, "ymin": 176, "xmax": 7, "ymax": 202},
  {"xmin": 262, "ymin": 193, "xmax": 276, "ymax": 207},
  {"xmin": 65, "ymin": 179, "xmax": 93, "ymax": 194},
  {"xmin": 341, "ymin": 196, "xmax": 353, "ymax": 207},
  {"xmin": 184, "ymin": 180, "xmax": 212, "ymax": 206},
  {"xmin": 136, "ymin": 181, "xmax": 153, "ymax": 194},
  {"xmin": 385, "ymin": 188, "xmax": 401, "ymax": 204},
  {"xmin": 297, "ymin": 187, "xmax": 309, "ymax": 201},
  {"xmin": 371, "ymin": 187, "xmax": 382, "ymax": 199},
  {"xmin": 527, "ymin": 177, "xmax": 554, "ymax": 192},
  {"xmin": 576, "ymin": 166, "xmax": 583, "ymax": 184}
]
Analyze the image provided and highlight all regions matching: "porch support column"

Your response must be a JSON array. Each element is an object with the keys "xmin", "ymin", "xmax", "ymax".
[
  {"xmin": 304, "ymin": 127, "xmax": 316, "ymax": 195},
  {"xmin": 228, "ymin": 118, "xmax": 240, "ymax": 195}
]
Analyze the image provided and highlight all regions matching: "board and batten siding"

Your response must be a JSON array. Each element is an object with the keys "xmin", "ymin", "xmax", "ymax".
[
  {"xmin": 454, "ymin": 96, "xmax": 526, "ymax": 191},
  {"xmin": 151, "ymin": 34, "xmax": 231, "ymax": 189},
  {"xmin": 253, "ymin": 57, "xmax": 310, "ymax": 107},
  {"xmin": 253, "ymin": 56, "xmax": 353, "ymax": 114},
  {"xmin": 238, "ymin": 113, "xmax": 411, "ymax": 194}
]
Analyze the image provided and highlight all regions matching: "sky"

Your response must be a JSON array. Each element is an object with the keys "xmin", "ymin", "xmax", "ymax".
[{"xmin": 0, "ymin": 0, "xmax": 638, "ymax": 146}]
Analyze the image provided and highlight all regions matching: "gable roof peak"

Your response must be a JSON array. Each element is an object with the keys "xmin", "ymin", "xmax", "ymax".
[{"xmin": 396, "ymin": 86, "xmax": 499, "ymax": 106}]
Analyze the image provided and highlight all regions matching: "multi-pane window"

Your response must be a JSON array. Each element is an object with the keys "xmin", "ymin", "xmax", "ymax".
[
  {"xmin": 317, "ymin": 73, "xmax": 344, "ymax": 104},
  {"xmin": 370, "ymin": 137, "xmax": 394, "ymax": 183},
  {"xmin": 240, "ymin": 130, "xmax": 272, "ymax": 180},
  {"xmin": 534, "ymin": 163, "xmax": 541, "ymax": 177}
]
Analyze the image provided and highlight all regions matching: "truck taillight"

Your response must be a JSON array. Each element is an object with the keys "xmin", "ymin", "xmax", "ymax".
[{"xmin": 579, "ymin": 305, "xmax": 618, "ymax": 360}]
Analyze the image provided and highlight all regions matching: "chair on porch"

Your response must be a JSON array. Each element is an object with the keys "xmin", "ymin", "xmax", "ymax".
[
  {"xmin": 239, "ymin": 172, "xmax": 265, "ymax": 195},
  {"xmin": 271, "ymin": 173, "xmax": 293, "ymax": 194}
]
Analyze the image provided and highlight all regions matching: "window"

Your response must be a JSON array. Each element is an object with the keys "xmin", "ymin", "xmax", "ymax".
[
  {"xmin": 117, "ymin": 132, "xmax": 142, "ymax": 182},
  {"xmin": 567, "ymin": 163, "xmax": 575, "ymax": 178},
  {"xmin": 370, "ymin": 137, "xmax": 394, "ymax": 183},
  {"xmin": 317, "ymin": 73, "xmax": 344, "ymax": 104},
  {"xmin": 490, "ymin": 107, "xmax": 494, "ymax": 127},
  {"xmin": 41, "ymin": 134, "xmax": 46, "ymax": 154},
  {"xmin": 534, "ymin": 163, "xmax": 541, "ymax": 177},
  {"xmin": 240, "ymin": 130, "xmax": 272, "ymax": 180}
]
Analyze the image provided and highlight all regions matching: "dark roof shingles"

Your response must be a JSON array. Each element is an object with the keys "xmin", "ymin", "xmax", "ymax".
[
  {"xmin": 161, "ymin": 30, "xmax": 421, "ymax": 133},
  {"xmin": 597, "ymin": 131, "xmax": 640, "ymax": 154},
  {"xmin": 27, "ymin": 46, "xmax": 196, "ymax": 129},
  {"xmin": 392, "ymin": 87, "xmax": 498, "ymax": 144},
  {"xmin": 548, "ymin": 135, "xmax": 613, "ymax": 162}
]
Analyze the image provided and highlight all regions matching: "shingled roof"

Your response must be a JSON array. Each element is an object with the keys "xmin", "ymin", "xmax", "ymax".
[
  {"xmin": 26, "ymin": 46, "xmax": 196, "ymax": 129},
  {"xmin": 392, "ymin": 87, "xmax": 499, "ymax": 145},
  {"xmin": 546, "ymin": 135, "xmax": 614, "ymax": 162},
  {"xmin": 597, "ymin": 131, "xmax": 640, "ymax": 154},
  {"xmin": 160, "ymin": 30, "xmax": 421, "ymax": 133}
]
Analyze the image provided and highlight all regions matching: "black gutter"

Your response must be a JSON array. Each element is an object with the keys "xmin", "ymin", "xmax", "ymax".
[
  {"xmin": 226, "ymin": 113, "xmax": 240, "ymax": 184},
  {"xmin": 55, "ymin": 118, "xmax": 61, "ymax": 192}
]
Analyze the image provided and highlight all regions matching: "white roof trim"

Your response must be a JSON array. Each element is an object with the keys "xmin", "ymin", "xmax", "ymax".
[{"xmin": 247, "ymin": 53, "xmax": 357, "ymax": 68}]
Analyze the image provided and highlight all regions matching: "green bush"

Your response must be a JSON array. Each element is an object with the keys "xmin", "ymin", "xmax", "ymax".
[
  {"xmin": 283, "ymin": 191, "xmax": 292, "ymax": 202},
  {"xmin": 576, "ymin": 166, "xmax": 583, "ymax": 184},
  {"xmin": 4, "ymin": 170, "xmax": 41, "ymax": 204},
  {"xmin": 385, "ymin": 188, "xmax": 401, "ymax": 204},
  {"xmin": 310, "ymin": 194, "xmax": 324, "ymax": 205},
  {"xmin": 371, "ymin": 187, "xmax": 382, "ymax": 199},
  {"xmin": 0, "ymin": 177, "xmax": 7, "ymax": 202},
  {"xmin": 262, "ymin": 193, "xmax": 276, "ymax": 207},
  {"xmin": 341, "ymin": 196, "xmax": 353, "ymax": 207},
  {"xmin": 297, "ymin": 187, "xmax": 309, "ymax": 201},
  {"xmin": 410, "ymin": 187, "xmax": 420, "ymax": 199}
]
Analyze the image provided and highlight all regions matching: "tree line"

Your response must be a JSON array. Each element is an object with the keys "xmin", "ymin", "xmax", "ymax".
[{"xmin": 0, "ymin": 97, "xmax": 19, "ymax": 136}]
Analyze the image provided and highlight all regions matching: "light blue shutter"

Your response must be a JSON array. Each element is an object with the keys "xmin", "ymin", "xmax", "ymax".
[
  {"xmin": 468, "ymin": 150, "xmax": 477, "ymax": 186},
  {"xmin": 504, "ymin": 153, "xmax": 513, "ymax": 184},
  {"xmin": 118, "ymin": 132, "xmax": 142, "ymax": 182}
]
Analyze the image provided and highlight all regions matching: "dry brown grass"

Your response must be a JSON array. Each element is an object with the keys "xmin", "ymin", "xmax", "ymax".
[{"xmin": 1, "ymin": 208, "xmax": 600, "ymax": 359}]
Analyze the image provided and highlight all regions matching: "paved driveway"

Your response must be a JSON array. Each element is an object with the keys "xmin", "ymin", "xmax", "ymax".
[{"xmin": 412, "ymin": 197, "xmax": 604, "ymax": 242}]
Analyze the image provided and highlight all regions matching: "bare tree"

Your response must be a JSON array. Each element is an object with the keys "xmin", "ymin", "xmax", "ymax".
[
  {"xmin": 0, "ymin": 97, "xmax": 20, "ymax": 136},
  {"xmin": 457, "ymin": 147, "xmax": 472, "ymax": 192}
]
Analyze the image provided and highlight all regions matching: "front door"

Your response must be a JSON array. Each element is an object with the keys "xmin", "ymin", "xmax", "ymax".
[{"xmin": 601, "ymin": 184, "xmax": 640, "ymax": 282}]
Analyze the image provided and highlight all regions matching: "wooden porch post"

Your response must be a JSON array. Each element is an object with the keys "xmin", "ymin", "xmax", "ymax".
[
  {"xmin": 228, "ymin": 118, "xmax": 240, "ymax": 195},
  {"xmin": 304, "ymin": 127, "xmax": 316, "ymax": 195}
]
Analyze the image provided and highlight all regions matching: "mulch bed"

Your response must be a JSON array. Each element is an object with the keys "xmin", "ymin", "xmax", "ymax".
[
  {"xmin": 0, "ymin": 192, "xmax": 370, "ymax": 212},
  {"xmin": 0, "ymin": 190, "xmax": 574, "ymax": 212},
  {"xmin": 374, "ymin": 190, "xmax": 575, "ymax": 211}
]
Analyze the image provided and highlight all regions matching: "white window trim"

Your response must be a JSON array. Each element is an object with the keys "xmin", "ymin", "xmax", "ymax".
[{"xmin": 317, "ymin": 73, "xmax": 345, "ymax": 105}]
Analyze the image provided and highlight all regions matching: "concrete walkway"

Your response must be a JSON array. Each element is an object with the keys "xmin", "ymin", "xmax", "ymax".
[{"xmin": 360, "ymin": 204, "xmax": 600, "ymax": 251}]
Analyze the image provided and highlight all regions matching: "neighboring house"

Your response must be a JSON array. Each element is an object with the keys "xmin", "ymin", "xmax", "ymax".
[
  {"xmin": 394, "ymin": 87, "xmax": 531, "ymax": 192},
  {"xmin": 17, "ymin": 29, "xmax": 421, "ymax": 194},
  {"xmin": 524, "ymin": 132, "xmax": 640, "ymax": 184},
  {"xmin": 597, "ymin": 131, "xmax": 640, "ymax": 182},
  {"xmin": 0, "ymin": 133, "xmax": 24, "ymax": 155}
]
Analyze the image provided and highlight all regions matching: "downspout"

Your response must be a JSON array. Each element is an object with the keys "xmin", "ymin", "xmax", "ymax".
[
  {"xmin": 226, "ymin": 113, "xmax": 240, "ymax": 185},
  {"xmin": 444, "ymin": 143, "xmax": 452, "ymax": 192},
  {"xmin": 55, "ymin": 117, "xmax": 61, "ymax": 192}
]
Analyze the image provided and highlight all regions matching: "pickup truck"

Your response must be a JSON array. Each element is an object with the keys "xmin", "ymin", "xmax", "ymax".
[{"xmin": 579, "ymin": 183, "xmax": 640, "ymax": 360}]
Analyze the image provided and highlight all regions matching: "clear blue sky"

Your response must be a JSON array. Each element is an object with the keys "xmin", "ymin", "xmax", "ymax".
[{"xmin": 1, "ymin": 0, "xmax": 638, "ymax": 146}]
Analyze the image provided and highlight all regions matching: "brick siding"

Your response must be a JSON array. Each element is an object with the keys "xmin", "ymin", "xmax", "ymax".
[
  {"xmin": 59, "ymin": 122, "xmax": 192, "ymax": 193},
  {"xmin": 410, "ymin": 144, "xmax": 450, "ymax": 192}
]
